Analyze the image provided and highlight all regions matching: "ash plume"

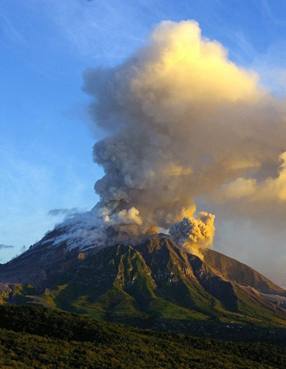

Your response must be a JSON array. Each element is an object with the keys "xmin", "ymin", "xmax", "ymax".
[
  {"xmin": 52, "ymin": 20, "xmax": 286, "ymax": 254},
  {"xmin": 169, "ymin": 213, "xmax": 215, "ymax": 258}
]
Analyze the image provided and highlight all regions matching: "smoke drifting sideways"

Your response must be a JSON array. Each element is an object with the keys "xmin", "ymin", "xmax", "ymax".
[{"xmin": 51, "ymin": 20, "xmax": 286, "ymax": 256}]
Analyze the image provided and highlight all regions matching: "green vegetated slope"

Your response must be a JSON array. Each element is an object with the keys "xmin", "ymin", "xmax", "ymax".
[
  {"xmin": 0, "ymin": 305, "xmax": 286, "ymax": 368},
  {"xmin": 2, "ymin": 238, "xmax": 286, "ymax": 339}
]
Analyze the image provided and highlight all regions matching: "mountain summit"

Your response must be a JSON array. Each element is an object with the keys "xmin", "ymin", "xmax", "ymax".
[{"xmin": 1, "ymin": 233, "xmax": 286, "ymax": 334}]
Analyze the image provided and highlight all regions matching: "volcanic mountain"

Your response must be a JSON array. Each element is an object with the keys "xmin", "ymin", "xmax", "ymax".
[{"xmin": 1, "ymin": 230, "xmax": 286, "ymax": 336}]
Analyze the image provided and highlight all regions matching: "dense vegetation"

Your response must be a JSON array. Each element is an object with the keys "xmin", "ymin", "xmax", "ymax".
[{"xmin": 0, "ymin": 306, "xmax": 286, "ymax": 368}]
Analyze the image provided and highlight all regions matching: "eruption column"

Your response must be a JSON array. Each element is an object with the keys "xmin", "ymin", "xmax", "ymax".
[{"xmin": 52, "ymin": 20, "xmax": 286, "ymax": 254}]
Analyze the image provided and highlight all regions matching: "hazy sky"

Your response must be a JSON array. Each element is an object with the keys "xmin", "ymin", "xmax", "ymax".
[{"xmin": 1, "ymin": 0, "xmax": 286, "ymax": 287}]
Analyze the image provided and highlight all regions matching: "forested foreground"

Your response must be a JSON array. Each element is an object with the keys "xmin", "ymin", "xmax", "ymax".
[{"xmin": 0, "ymin": 306, "xmax": 286, "ymax": 368}]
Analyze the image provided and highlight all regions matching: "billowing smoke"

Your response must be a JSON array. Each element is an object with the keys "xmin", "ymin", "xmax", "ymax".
[
  {"xmin": 169, "ymin": 213, "xmax": 215, "ymax": 258},
  {"xmin": 52, "ymin": 20, "xmax": 286, "ymax": 255}
]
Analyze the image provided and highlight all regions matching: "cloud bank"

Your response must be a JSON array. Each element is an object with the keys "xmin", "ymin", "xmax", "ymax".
[
  {"xmin": 48, "ymin": 208, "xmax": 81, "ymax": 217},
  {"xmin": 0, "ymin": 244, "xmax": 14, "ymax": 250}
]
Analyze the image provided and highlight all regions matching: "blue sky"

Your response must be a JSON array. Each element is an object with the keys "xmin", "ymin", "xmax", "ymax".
[{"xmin": 1, "ymin": 0, "xmax": 286, "ymax": 285}]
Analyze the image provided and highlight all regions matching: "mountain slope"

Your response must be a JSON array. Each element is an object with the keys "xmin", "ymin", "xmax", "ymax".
[
  {"xmin": 202, "ymin": 248, "xmax": 285, "ymax": 294},
  {"xmin": 1, "ymin": 235, "xmax": 286, "ymax": 334}
]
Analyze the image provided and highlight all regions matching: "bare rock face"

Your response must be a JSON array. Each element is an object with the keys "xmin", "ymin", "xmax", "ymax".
[
  {"xmin": 0, "ymin": 233, "xmax": 286, "ymax": 329},
  {"xmin": 202, "ymin": 248, "xmax": 285, "ymax": 295}
]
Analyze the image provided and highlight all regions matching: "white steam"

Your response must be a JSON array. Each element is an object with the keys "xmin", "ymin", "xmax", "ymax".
[{"xmin": 49, "ymin": 20, "xmax": 286, "ymax": 254}]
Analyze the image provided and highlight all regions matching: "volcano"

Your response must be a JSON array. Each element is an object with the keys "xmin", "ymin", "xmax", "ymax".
[{"xmin": 1, "ymin": 230, "xmax": 286, "ymax": 336}]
